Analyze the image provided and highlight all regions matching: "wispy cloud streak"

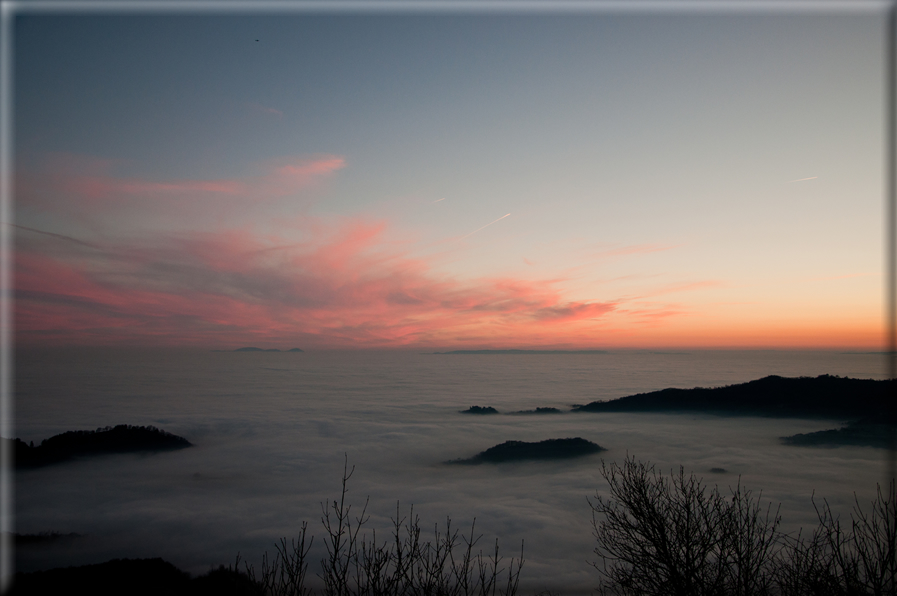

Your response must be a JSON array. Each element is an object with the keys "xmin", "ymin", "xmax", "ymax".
[
  {"xmin": 17, "ymin": 153, "xmax": 345, "ymax": 211},
  {"xmin": 457, "ymin": 213, "xmax": 510, "ymax": 242},
  {"xmin": 14, "ymin": 221, "xmax": 620, "ymax": 347},
  {"xmin": 13, "ymin": 153, "xmax": 745, "ymax": 348}
]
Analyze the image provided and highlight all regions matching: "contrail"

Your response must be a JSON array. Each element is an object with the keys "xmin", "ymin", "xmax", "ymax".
[
  {"xmin": 433, "ymin": 198, "xmax": 446, "ymax": 203},
  {"xmin": 787, "ymin": 176, "xmax": 818, "ymax": 183},
  {"xmin": 7, "ymin": 222, "xmax": 98, "ymax": 248},
  {"xmin": 458, "ymin": 213, "xmax": 510, "ymax": 241}
]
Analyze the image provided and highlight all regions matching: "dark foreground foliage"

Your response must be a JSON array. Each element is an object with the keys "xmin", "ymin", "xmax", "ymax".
[
  {"xmin": 11, "ymin": 462, "xmax": 523, "ymax": 596},
  {"xmin": 11, "ymin": 557, "xmax": 257, "ymax": 596},
  {"xmin": 590, "ymin": 456, "xmax": 897, "ymax": 596},
  {"xmin": 16, "ymin": 456, "xmax": 894, "ymax": 596},
  {"xmin": 241, "ymin": 461, "xmax": 524, "ymax": 596},
  {"xmin": 10, "ymin": 424, "xmax": 192, "ymax": 468}
]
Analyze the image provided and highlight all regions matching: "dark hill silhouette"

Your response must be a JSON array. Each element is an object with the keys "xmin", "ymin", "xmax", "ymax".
[
  {"xmin": 12, "ymin": 531, "xmax": 82, "ymax": 546},
  {"xmin": 513, "ymin": 407, "xmax": 563, "ymax": 415},
  {"xmin": 572, "ymin": 375, "xmax": 895, "ymax": 418},
  {"xmin": 460, "ymin": 405, "xmax": 499, "ymax": 414},
  {"xmin": 781, "ymin": 416, "xmax": 895, "ymax": 449},
  {"xmin": 10, "ymin": 558, "xmax": 258, "ymax": 596},
  {"xmin": 11, "ymin": 425, "xmax": 192, "ymax": 469},
  {"xmin": 448, "ymin": 438, "xmax": 605, "ymax": 464}
]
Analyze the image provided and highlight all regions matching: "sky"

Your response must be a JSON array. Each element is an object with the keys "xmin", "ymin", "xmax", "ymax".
[{"xmin": 10, "ymin": 3, "xmax": 890, "ymax": 349}]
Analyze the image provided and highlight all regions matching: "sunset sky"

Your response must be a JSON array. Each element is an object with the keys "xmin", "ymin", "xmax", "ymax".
[{"xmin": 11, "ymin": 4, "xmax": 889, "ymax": 349}]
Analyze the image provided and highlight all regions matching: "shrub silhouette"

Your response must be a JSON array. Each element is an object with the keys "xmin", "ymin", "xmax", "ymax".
[
  {"xmin": 776, "ymin": 480, "xmax": 897, "ymax": 596},
  {"xmin": 590, "ymin": 456, "xmax": 782, "ymax": 596},
  {"xmin": 244, "ymin": 459, "xmax": 523, "ymax": 596},
  {"xmin": 590, "ymin": 456, "xmax": 897, "ymax": 596}
]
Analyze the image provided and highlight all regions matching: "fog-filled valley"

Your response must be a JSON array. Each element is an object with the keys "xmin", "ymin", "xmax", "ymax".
[{"xmin": 10, "ymin": 348, "xmax": 891, "ymax": 594}]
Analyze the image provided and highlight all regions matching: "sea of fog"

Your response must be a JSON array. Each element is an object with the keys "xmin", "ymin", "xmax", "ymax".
[{"xmin": 11, "ymin": 348, "xmax": 893, "ymax": 594}]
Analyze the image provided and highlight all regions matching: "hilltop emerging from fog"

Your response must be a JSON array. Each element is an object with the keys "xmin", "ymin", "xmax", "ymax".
[
  {"xmin": 11, "ymin": 425, "xmax": 192, "ymax": 469},
  {"xmin": 448, "ymin": 438, "xmax": 605, "ymax": 464},
  {"xmin": 573, "ymin": 375, "xmax": 894, "ymax": 419}
]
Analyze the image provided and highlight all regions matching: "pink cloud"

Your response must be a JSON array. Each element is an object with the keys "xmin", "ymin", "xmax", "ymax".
[
  {"xmin": 254, "ymin": 155, "xmax": 346, "ymax": 198},
  {"xmin": 17, "ymin": 153, "xmax": 345, "ymax": 210},
  {"xmin": 15, "ymin": 153, "xmax": 751, "ymax": 349},
  {"xmin": 533, "ymin": 302, "xmax": 616, "ymax": 322},
  {"xmin": 14, "ymin": 220, "xmax": 621, "ymax": 348}
]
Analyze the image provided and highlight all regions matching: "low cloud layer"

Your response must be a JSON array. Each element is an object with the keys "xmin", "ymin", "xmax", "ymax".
[{"xmin": 14, "ymin": 349, "xmax": 890, "ymax": 593}]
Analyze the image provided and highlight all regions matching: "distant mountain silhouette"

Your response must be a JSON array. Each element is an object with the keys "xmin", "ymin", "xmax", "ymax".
[
  {"xmin": 234, "ymin": 347, "xmax": 281, "ymax": 352},
  {"xmin": 572, "ymin": 375, "xmax": 895, "ymax": 419},
  {"xmin": 447, "ymin": 438, "xmax": 605, "ymax": 464},
  {"xmin": 460, "ymin": 406, "xmax": 499, "ymax": 414},
  {"xmin": 229, "ymin": 347, "xmax": 303, "ymax": 352},
  {"xmin": 433, "ymin": 349, "xmax": 608, "ymax": 354},
  {"xmin": 11, "ymin": 425, "xmax": 192, "ymax": 469},
  {"xmin": 512, "ymin": 407, "xmax": 563, "ymax": 415}
]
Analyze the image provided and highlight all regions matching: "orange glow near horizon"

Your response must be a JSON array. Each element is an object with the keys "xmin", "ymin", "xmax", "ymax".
[
  {"xmin": 13, "ymin": 220, "xmax": 884, "ymax": 350},
  {"xmin": 13, "ymin": 153, "xmax": 884, "ymax": 351}
]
